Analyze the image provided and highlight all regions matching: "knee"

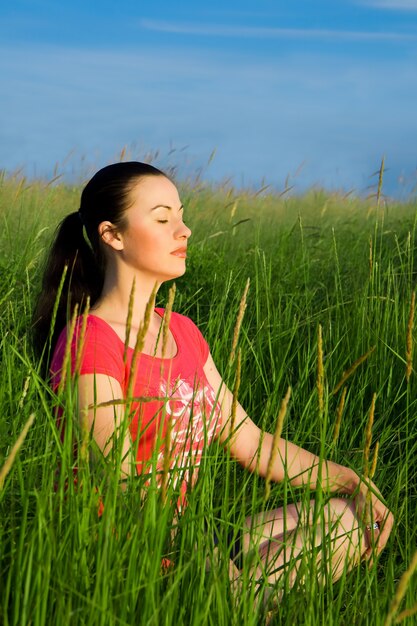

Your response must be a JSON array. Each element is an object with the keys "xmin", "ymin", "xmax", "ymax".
[
  {"xmin": 324, "ymin": 497, "xmax": 366, "ymax": 555},
  {"xmin": 325, "ymin": 497, "xmax": 358, "ymax": 527}
]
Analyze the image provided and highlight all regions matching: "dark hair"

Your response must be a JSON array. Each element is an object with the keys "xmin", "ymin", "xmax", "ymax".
[{"xmin": 32, "ymin": 161, "xmax": 167, "ymax": 359}]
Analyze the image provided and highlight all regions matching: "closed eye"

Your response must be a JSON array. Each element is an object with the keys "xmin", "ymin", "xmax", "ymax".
[{"xmin": 157, "ymin": 220, "xmax": 168, "ymax": 224}]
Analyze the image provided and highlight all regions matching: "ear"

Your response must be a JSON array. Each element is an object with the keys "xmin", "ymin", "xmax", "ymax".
[{"xmin": 98, "ymin": 221, "xmax": 124, "ymax": 251}]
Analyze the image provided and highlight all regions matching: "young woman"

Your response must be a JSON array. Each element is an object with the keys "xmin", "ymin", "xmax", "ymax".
[{"xmin": 33, "ymin": 161, "xmax": 393, "ymax": 596}]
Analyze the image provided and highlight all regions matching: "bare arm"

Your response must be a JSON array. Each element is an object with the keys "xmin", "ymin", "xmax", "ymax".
[
  {"xmin": 204, "ymin": 353, "xmax": 393, "ymax": 555},
  {"xmin": 204, "ymin": 354, "xmax": 354, "ymax": 489},
  {"xmin": 77, "ymin": 373, "xmax": 134, "ymax": 479}
]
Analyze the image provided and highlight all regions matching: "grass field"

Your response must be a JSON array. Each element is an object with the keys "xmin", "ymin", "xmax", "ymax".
[{"xmin": 1, "ymin": 168, "xmax": 417, "ymax": 625}]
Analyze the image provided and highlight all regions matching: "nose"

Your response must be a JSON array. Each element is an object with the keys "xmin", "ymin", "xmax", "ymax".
[{"xmin": 177, "ymin": 221, "xmax": 192, "ymax": 239}]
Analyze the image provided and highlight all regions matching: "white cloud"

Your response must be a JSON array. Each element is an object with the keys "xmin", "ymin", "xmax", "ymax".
[{"xmin": 140, "ymin": 18, "xmax": 416, "ymax": 42}]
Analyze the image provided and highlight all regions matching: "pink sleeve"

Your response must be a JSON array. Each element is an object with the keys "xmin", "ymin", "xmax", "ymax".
[
  {"xmin": 50, "ymin": 317, "xmax": 125, "ymax": 388},
  {"xmin": 193, "ymin": 320, "xmax": 210, "ymax": 364}
]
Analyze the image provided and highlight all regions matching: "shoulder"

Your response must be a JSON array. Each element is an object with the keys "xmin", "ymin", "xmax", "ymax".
[
  {"xmin": 82, "ymin": 315, "xmax": 124, "ymax": 345},
  {"xmin": 156, "ymin": 307, "xmax": 201, "ymax": 334},
  {"xmin": 54, "ymin": 315, "xmax": 123, "ymax": 352},
  {"xmin": 50, "ymin": 315, "xmax": 125, "ymax": 385},
  {"xmin": 156, "ymin": 308, "xmax": 210, "ymax": 364}
]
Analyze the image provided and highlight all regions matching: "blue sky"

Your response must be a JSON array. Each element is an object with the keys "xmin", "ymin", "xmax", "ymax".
[{"xmin": 1, "ymin": 0, "xmax": 417, "ymax": 197}]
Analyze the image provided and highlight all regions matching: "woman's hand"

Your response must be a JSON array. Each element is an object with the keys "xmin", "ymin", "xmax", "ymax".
[{"xmin": 351, "ymin": 476, "xmax": 394, "ymax": 564}]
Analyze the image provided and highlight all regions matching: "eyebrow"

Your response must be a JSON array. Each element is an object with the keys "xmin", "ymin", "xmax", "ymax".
[{"xmin": 150, "ymin": 204, "xmax": 184, "ymax": 211}]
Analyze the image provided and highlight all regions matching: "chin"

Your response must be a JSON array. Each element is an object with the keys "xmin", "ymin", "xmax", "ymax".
[
  {"xmin": 160, "ymin": 266, "xmax": 187, "ymax": 282},
  {"xmin": 172, "ymin": 268, "xmax": 187, "ymax": 279}
]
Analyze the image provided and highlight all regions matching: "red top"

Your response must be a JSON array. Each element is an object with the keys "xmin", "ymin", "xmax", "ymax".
[{"xmin": 50, "ymin": 309, "xmax": 222, "ymax": 505}]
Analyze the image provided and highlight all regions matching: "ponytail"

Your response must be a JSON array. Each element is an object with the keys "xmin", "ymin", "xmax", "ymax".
[
  {"xmin": 32, "ymin": 161, "xmax": 167, "ymax": 362},
  {"xmin": 32, "ymin": 211, "xmax": 104, "ymax": 359}
]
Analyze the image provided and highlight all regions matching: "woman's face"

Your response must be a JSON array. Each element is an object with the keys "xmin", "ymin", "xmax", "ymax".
[{"xmin": 112, "ymin": 175, "xmax": 192, "ymax": 282}]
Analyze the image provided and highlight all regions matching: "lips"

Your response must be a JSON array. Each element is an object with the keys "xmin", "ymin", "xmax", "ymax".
[{"xmin": 171, "ymin": 247, "xmax": 187, "ymax": 258}]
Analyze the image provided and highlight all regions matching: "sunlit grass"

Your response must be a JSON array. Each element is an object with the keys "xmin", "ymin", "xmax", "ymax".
[{"xmin": 1, "ymin": 170, "xmax": 417, "ymax": 624}]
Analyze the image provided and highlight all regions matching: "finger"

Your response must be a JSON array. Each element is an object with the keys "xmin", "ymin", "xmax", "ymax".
[
  {"xmin": 377, "ymin": 525, "xmax": 391, "ymax": 552},
  {"xmin": 360, "ymin": 522, "xmax": 377, "ymax": 566},
  {"xmin": 363, "ymin": 544, "xmax": 377, "ymax": 569},
  {"xmin": 366, "ymin": 522, "xmax": 380, "ymax": 544},
  {"xmin": 363, "ymin": 522, "xmax": 381, "ymax": 563},
  {"xmin": 376, "ymin": 514, "xmax": 393, "ymax": 550},
  {"xmin": 364, "ymin": 533, "xmax": 380, "ymax": 568}
]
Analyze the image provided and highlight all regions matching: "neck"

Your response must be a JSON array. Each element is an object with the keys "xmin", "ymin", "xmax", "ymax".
[{"xmin": 92, "ymin": 263, "xmax": 161, "ymax": 329}]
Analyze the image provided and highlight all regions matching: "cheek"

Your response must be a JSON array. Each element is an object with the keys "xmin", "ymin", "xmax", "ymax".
[{"xmin": 125, "ymin": 226, "xmax": 163, "ymax": 258}]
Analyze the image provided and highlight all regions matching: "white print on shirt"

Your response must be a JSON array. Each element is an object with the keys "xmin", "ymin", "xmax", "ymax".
[{"xmin": 153, "ymin": 378, "xmax": 222, "ymax": 493}]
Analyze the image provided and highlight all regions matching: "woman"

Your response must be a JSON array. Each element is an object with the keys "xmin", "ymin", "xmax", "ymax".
[{"xmin": 33, "ymin": 161, "xmax": 393, "ymax": 598}]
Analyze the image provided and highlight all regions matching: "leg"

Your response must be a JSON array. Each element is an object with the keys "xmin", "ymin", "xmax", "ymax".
[{"xmin": 240, "ymin": 497, "xmax": 367, "ymax": 592}]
